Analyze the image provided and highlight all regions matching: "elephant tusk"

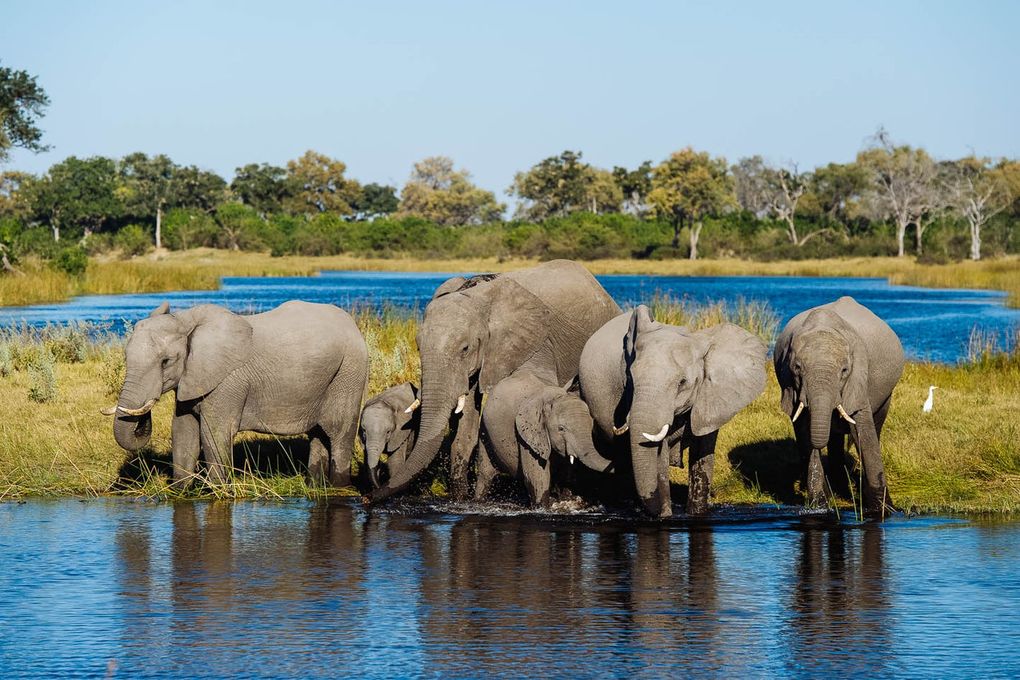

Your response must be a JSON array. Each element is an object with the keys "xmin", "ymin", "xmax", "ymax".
[
  {"xmin": 404, "ymin": 398, "xmax": 421, "ymax": 414},
  {"xmin": 454, "ymin": 394, "xmax": 467, "ymax": 415},
  {"xmin": 117, "ymin": 398, "xmax": 158, "ymax": 417},
  {"xmin": 641, "ymin": 424, "xmax": 669, "ymax": 442},
  {"xmin": 569, "ymin": 455, "xmax": 576, "ymax": 465},
  {"xmin": 100, "ymin": 405, "xmax": 118, "ymax": 416},
  {"xmin": 612, "ymin": 420, "xmax": 629, "ymax": 436},
  {"xmin": 836, "ymin": 403, "xmax": 857, "ymax": 425},
  {"xmin": 791, "ymin": 401, "xmax": 805, "ymax": 423}
]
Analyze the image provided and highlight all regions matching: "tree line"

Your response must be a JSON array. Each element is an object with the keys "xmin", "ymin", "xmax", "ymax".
[{"xmin": 2, "ymin": 62, "xmax": 1018, "ymax": 271}]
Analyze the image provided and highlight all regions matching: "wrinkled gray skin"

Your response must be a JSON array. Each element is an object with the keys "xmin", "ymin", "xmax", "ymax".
[
  {"xmin": 367, "ymin": 260, "xmax": 621, "ymax": 503},
  {"xmin": 111, "ymin": 301, "xmax": 368, "ymax": 487},
  {"xmin": 774, "ymin": 296, "xmax": 904, "ymax": 516},
  {"xmin": 475, "ymin": 367, "xmax": 614, "ymax": 506},
  {"xmin": 579, "ymin": 306, "xmax": 767, "ymax": 517},
  {"xmin": 359, "ymin": 382, "xmax": 419, "ymax": 489}
]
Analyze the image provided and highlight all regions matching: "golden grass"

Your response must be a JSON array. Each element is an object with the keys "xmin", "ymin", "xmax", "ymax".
[
  {"xmin": 1, "ymin": 305, "xmax": 1018, "ymax": 512},
  {"xmin": 2, "ymin": 249, "xmax": 1018, "ymax": 308}
]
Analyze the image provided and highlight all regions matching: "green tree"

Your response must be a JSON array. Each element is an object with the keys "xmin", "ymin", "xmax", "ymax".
[
  {"xmin": 508, "ymin": 150, "xmax": 622, "ymax": 219},
  {"xmin": 33, "ymin": 156, "xmax": 121, "ymax": 242},
  {"xmin": 0, "ymin": 62, "xmax": 50, "ymax": 163},
  {"xmin": 612, "ymin": 161, "xmax": 653, "ymax": 216},
  {"xmin": 944, "ymin": 157, "xmax": 1012, "ymax": 261},
  {"xmin": 0, "ymin": 171, "xmax": 35, "ymax": 220},
  {"xmin": 119, "ymin": 153, "xmax": 178, "ymax": 249},
  {"xmin": 231, "ymin": 163, "xmax": 290, "ymax": 216},
  {"xmin": 648, "ymin": 147, "xmax": 734, "ymax": 259},
  {"xmin": 284, "ymin": 150, "xmax": 361, "ymax": 217},
  {"xmin": 398, "ymin": 156, "xmax": 504, "ymax": 226},
  {"xmin": 809, "ymin": 162, "xmax": 869, "ymax": 228},
  {"xmin": 351, "ymin": 182, "xmax": 399, "ymax": 220},
  {"xmin": 174, "ymin": 165, "xmax": 228, "ymax": 213}
]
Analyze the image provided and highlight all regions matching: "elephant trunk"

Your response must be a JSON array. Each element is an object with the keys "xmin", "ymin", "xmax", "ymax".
[
  {"xmin": 567, "ymin": 433, "xmax": 615, "ymax": 473},
  {"xmin": 112, "ymin": 376, "xmax": 159, "ymax": 452},
  {"xmin": 369, "ymin": 353, "xmax": 464, "ymax": 502},
  {"xmin": 364, "ymin": 434, "xmax": 386, "ymax": 488},
  {"xmin": 629, "ymin": 390, "xmax": 674, "ymax": 517},
  {"xmin": 806, "ymin": 385, "xmax": 834, "ymax": 450}
]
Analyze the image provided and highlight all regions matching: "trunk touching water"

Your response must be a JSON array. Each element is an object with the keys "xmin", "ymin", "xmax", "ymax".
[{"xmin": 628, "ymin": 390, "xmax": 673, "ymax": 517}]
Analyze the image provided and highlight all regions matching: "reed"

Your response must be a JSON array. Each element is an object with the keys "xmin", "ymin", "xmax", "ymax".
[{"xmin": 0, "ymin": 299, "xmax": 1018, "ymax": 512}]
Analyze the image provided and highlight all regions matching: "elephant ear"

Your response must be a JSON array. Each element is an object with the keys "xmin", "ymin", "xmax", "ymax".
[
  {"xmin": 432, "ymin": 276, "xmax": 468, "ymax": 300},
  {"xmin": 624, "ymin": 304, "xmax": 656, "ymax": 362},
  {"xmin": 177, "ymin": 305, "xmax": 254, "ymax": 401},
  {"xmin": 387, "ymin": 384, "xmax": 419, "ymax": 453},
  {"xmin": 775, "ymin": 343, "xmax": 796, "ymax": 417},
  {"xmin": 516, "ymin": 392, "xmax": 552, "ymax": 461},
  {"xmin": 479, "ymin": 279, "xmax": 550, "ymax": 392},
  {"xmin": 841, "ymin": 335, "xmax": 871, "ymax": 416},
  {"xmin": 690, "ymin": 323, "xmax": 767, "ymax": 436},
  {"xmin": 149, "ymin": 301, "xmax": 171, "ymax": 317}
]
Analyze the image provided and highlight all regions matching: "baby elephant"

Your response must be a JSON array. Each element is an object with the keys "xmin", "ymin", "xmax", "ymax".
[
  {"xmin": 360, "ymin": 382, "xmax": 420, "ymax": 489},
  {"xmin": 475, "ymin": 369, "xmax": 614, "ymax": 506}
]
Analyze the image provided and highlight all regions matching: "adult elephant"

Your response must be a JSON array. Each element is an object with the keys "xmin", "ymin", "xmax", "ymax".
[
  {"xmin": 774, "ymin": 296, "xmax": 904, "ymax": 516},
  {"xmin": 579, "ymin": 306, "xmax": 767, "ymax": 517},
  {"xmin": 366, "ymin": 260, "xmax": 621, "ymax": 502},
  {"xmin": 105, "ymin": 301, "xmax": 368, "ymax": 486}
]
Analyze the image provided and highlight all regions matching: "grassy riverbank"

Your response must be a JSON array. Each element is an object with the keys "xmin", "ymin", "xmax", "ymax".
[
  {"xmin": 1, "ymin": 302, "xmax": 1017, "ymax": 513},
  {"xmin": 1, "ymin": 249, "xmax": 1018, "ymax": 308}
]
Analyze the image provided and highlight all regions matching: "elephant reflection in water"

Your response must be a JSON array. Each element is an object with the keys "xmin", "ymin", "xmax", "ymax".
[
  {"xmin": 410, "ymin": 517, "xmax": 723, "ymax": 676},
  {"xmin": 786, "ymin": 523, "xmax": 890, "ymax": 673}
]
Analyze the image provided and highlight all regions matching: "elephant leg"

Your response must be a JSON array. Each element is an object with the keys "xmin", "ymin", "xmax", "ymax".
[
  {"xmin": 171, "ymin": 405, "xmax": 200, "ymax": 488},
  {"xmin": 198, "ymin": 413, "xmax": 238, "ymax": 485},
  {"xmin": 851, "ymin": 409, "xmax": 894, "ymax": 517},
  {"xmin": 307, "ymin": 429, "xmax": 330, "ymax": 486},
  {"xmin": 473, "ymin": 436, "xmax": 498, "ymax": 501},
  {"xmin": 873, "ymin": 396, "xmax": 892, "ymax": 438},
  {"xmin": 520, "ymin": 452, "xmax": 551, "ymax": 507},
  {"xmin": 318, "ymin": 367, "xmax": 363, "ymax": 489},
  {"xmin": 448, "ymin": 392, "xmax": 481, "ymax": 501},
  {"xmin": 686, "ymin": 431, "xmax": 717, "ymax": 515},
  {"xmin": 826, "ymin": 426, "xmax": 851, "ymax": 498}
]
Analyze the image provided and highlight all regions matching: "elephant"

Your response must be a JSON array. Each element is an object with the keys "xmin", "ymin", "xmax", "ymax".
[
  {"xmin": 774, "ymin": 296, "xmax": 904, "ymax": 516},
  {"xmin": 579, "ymin": 305, "xmax": 767, "ymax": 517},
  {"xmin": 474, "ymin": 367, "xmax": 614, "ymax": 506},
  {"xmin": 359, "ymin": 381, "xmax": 420, "ymax": 489},
  {"xmin": 365, "ymin": 259, "xmax": 621, "ymax": 504},
  {"xmin": 105, "ymin": 300, "xmax": 368, "ymax": 487}
]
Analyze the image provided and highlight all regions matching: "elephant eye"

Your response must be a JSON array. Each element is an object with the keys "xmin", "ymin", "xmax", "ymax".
[
  {"xmin": 679, "ymin": 377, "xmax": 687, "ymax": 386},
  {"xmin": 461, "ymin": 343, "xmax": 470, "ymax": 355},
  {"xmin": 161, "ymin": 357, "xmax": 171, "ymax": 368},
  {"xmin": 794, "ymin": 362, "xmax": 803, "ymax": 373}
]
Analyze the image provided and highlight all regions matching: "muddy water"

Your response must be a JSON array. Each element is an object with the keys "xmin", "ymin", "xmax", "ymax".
[{"xmin": 0, "ymin": 499, "xmax": 1018, "ymax": 678}]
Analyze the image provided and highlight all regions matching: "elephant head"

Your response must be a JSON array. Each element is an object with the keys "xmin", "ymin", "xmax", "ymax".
[
  {"xmin": 778, "ymin": 309, "xmax": 868, "ymax": 449},
  {"xmin": 360, "ymin": 382, "xmax": 420, "ymax": 488},
  {"xmin": 624, "ymin": 305, "xmax": 766, "ymax": 516},
  {"xmin": 377, "ymin": 275, "xmax": 551, "ymax": 497},
  {"xmin": 108, "ymin": 302, "xmax": 253, "ymax": 452},
  {"xmin": 515, "ymin": 386, "xmax": 615, "ymax": 473}
]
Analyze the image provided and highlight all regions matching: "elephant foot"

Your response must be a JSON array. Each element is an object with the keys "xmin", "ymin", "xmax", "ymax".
[
  {"xmin": 448, "ymin": 478, "xmax": 470, "ymax": 501},
  {"xmin": 329, "ymin": 470, "xmax": 353, "ymax": 489},
  {"xmin": 685, "ymin": 496, "xmax": 710, "ymax": 515},
  {"xmin": 863, "ymin": 486, "xmax": 897, "ymax": 519}
]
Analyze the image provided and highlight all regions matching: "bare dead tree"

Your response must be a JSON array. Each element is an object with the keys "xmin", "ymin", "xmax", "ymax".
[{"xmin": 945, "ymin": 159, "xmax": 1012, "ymax": 261}]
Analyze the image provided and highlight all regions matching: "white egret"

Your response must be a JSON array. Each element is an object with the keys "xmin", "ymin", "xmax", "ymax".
[{"xmin": 922, "ymin": 385, "xmax": 937, "ymax": 413}]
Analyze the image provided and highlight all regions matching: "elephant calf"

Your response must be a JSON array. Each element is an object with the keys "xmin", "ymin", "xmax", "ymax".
[
  {"xmin": 774, "ymin": 296, "xmax": 904, "ymax": 516},
  {"xmin": 476, "ymin": 368, "xmax": 614, "ymax": 507},
  {"xmin": 360, "ymin": 381, "xmax": 420, "ymax": 489},
  {"xmin": 106, "ymin": 301, "xmax": 368, "ymax": 487}
]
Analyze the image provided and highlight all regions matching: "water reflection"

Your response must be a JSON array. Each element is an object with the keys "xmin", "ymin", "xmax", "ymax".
[{"xmin": 2, "ymin": 501, "xmax": 1018, "ymax": 677}]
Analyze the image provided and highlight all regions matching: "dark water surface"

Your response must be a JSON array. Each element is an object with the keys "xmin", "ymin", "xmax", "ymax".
[
  {"xmin": 0, "ymin": 271, "xmax": 1017, "ymax": 362},
  {"xmin": 1, "ymin": 499, "xmax": 1018, "ymax": 678}
]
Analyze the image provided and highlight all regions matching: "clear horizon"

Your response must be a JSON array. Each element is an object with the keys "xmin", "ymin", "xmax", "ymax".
[{"xmin": 3, "ymin": 0, "xmax": 1018, "ymax": 195}]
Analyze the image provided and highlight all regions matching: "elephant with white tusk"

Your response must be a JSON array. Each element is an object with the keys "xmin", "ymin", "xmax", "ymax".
[
  {"xmin": 579, "ymin": 306, "xmax": 767, "ymax": 518},
  {"xmin": 774, "ymin": 296, "xmax": 904, "ymax": 516},
  {"xmin": 359, "ymin": 382, "xmax": 420, "ymax": 489},
  {"xmin": 105, "ymin": 300, "xmax": 368, "ymax": 487},
  {"xmin": 475, "ymin": 367, "xmax": 614, "ymax": 507}
]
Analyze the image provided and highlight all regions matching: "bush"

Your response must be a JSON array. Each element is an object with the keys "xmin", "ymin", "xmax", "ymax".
[
  {"xmin": 163, "ymin": 209, "xmax": 218, "ymax": 250},
  {"xmin": 114, "ymin": 224, "xmax": 154, "ymax": 257},
  {"xmin": 0, "ymin": 343, "xmax": 11, "ymax": 377},
  {"xmin": 27, "ymin": 351, "xmax": 57, "ymax": 403},
  {"xmin": 51, "ymin": 246, "xmax": 89, "ymax": 277},
  {"xmin": 44, "ymin": 324, "xmax": 89, "ymax": 364},
  {"xmin": 83, "ymin": 232, "xmax": 115, "ymax": 256}
]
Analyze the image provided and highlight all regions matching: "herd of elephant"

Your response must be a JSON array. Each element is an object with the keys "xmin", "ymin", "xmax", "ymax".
[{"xmin": 105, "ymin": 260, "xmax": 905, "ymax": 518}]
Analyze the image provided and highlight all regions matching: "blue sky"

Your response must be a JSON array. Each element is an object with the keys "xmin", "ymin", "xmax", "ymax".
[{"xmin": 2, "ymin": 0, "xmax": 1017, "ymax": 196}]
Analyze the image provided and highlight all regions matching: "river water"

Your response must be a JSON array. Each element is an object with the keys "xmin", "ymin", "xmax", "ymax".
[
  {"xmin": 0, "ymin": 271, "xmax": 1017, "ymax": 362},
  {"xmin": 0, "ymin": 499, "xmax": 1018, "ymax": 678}
]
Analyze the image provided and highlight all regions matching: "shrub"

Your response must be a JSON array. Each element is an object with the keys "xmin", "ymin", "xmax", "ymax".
[
  {"xmin": 100, "ymin": 348, "xmax": 125, "ymax": 398},
  {"xmin": 114, "ymin": 224, "xmax": 154, "ymax": 257},
  {"xmin": 83, "ymin": 232, "xmax": 115, "ymax": 256},
  {"xmin": 44, "ymin": 324, "xmax": 89, "ymax": 364},
  {"xmin": 52, "ymin": 246, "xmax": 89, "ymax": 277},
  {"xmin": 0, "ymin": 343, "xmax": 11, "ymax": 377},
  {"xmin": 27, "ymin": 351, "xmax": 57, "ymax": 403}
]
